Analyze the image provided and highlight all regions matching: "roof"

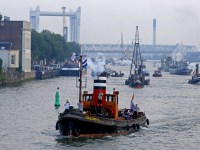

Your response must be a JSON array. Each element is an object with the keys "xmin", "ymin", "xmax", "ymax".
[{"xmin": 0, "ymin": 42, "xmax": 12, "ymax": 50}]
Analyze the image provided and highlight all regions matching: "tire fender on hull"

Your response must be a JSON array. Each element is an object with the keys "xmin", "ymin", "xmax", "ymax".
[
  {"xmin": 132, "ymin": 124, "xmax": 136, "ymax": 129},
  {"xmin": 126, "ymin": 125, "xmax": 129, "ymax": 131},
  {"xmin": 146, "ymin": 119, "xmax": 150, "ymax": 125}
]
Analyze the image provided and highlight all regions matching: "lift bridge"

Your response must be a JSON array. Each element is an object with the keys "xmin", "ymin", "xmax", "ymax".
[{"xmin": 82, "ymin": 44, "xmax": 198, "ymax": 54}]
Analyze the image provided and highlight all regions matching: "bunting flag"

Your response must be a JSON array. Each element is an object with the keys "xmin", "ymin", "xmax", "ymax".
[{"xmin": 82, "ymin": 59, "xmax": 87, "ymax": 68}]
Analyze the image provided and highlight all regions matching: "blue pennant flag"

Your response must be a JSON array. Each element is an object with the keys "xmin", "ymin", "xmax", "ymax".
[{"xmin": 82, "ymin": 59, "xmax": 87, "ymax": 68}]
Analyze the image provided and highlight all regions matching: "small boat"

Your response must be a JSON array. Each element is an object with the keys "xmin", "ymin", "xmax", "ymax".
[
  {"xmin": 188, "ymin": 64, "xmax": 200, "ymax": 84},
  {"xmin": 152, "ymin": 70, "xmax": 162, "ymax": 77},
  {"xmin": 111, "ymin": 71, "xmax": 124, "ymax": 77}
]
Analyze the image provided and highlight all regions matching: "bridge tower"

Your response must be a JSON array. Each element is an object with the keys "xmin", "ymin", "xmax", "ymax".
[
  {"xmin": 62, "ymin": 7, "xmax": 68, "ymax": 42},
  {"xmin": 30, "ymin": 6, "xmax": 81, "ymax": 43}
]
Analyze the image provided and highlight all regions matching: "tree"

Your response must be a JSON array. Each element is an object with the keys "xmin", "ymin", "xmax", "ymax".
[
  {"xmin": 31, "ymin": 29, "xmax": 75, "ymax": 64},
  {"xmin": 0, "ymin": 13, "xmax": 2, "ymax": 20}
]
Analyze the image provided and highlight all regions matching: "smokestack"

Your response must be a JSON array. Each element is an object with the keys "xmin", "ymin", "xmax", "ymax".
[
  {"xmin": 153, "ymin": 19, "xmax": 156, "ymax": 45},
  {"xmin": 93, "ymin": 72, "xmax": 107, "ymax": 107}
]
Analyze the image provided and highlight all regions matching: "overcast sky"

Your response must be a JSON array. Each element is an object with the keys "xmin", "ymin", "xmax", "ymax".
[{"xmin": 1, "ymin": 0, "xmax": 200, "ymax": 49}]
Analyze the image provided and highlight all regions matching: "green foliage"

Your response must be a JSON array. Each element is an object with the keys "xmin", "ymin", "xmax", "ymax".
[
  {"xmin": 31, "ymin": 29, "xmax": 81, "ymax": 64},
  {"xmin": 0, "ymin": 13, "xmax": 2, "ymax": 20},
  {"xmin": 0, "ymin": 58, "xmax": 2, "ymax": 76},
  {"xmin": 15, "ymin": 62, "xmax": 22, "ymax": 73}
]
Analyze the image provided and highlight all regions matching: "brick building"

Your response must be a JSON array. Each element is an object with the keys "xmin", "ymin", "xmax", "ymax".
[{"xmin": 0, "ymin": 20, "xmax": 31, "ymax": 72}]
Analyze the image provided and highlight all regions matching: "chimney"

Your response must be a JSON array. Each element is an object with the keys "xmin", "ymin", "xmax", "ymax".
[
  {"xmin": 153, "ymin": 19, "xmax": 156, "ymax": 45},
  {"xmin": 93, "ymin": 72, "xmax": 107, "ymax": 107}
]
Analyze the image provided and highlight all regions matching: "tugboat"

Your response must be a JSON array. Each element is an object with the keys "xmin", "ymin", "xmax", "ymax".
[
  {"xmin": 125, "ymin": 26, "xmax": 150, "ymax": 87},
  {"xmin": 111, "ymin": 71, "xmax": 124, "ymax": 77},
  {"xmin": 188, "ymin": 63, "xmax": 200, "ymax": 84},
  {"xmin": 55, "ymin": 51, "xmax": 149, "ymax": 137},
  {"xmin": 152, "ymin": 70, "xmax": 162, "ymax": 77}
]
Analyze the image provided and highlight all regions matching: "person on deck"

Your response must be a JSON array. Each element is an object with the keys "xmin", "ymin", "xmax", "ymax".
[
  {"xmin": 64, "ymin": 100, "xmax": 70, "ymax": 110},
  {"xmin": 124, "ymin": 108, "xmax": 130, "ymax": 120},
  {"xmin": 77, "ymin": 101, "xmax": 83, "ymax": 113},
  {"xmin": 133, "ymin": 104, "xmax": 140, "ymax": 118},
  {"xmin": 98, "ymin": 91, "xmax": 103, "ymax": 106}
]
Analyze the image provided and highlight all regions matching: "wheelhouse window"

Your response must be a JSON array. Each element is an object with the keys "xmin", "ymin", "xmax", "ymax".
[
  {"xmin": 84, "ymin": 96, "xmax": 92, "ymax": 101},
  {"xmin": 11, "ymin": 55, "xmax": 15, "ymax": 64},
  {"xmin": 106, "ymin": 96, "xmax": 114, "ymax": 102}
]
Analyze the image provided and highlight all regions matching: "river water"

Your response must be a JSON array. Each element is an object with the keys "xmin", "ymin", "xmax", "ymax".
[{"xmin": 0, "ymin": 61, "xmax": 200, "ymax": 150}]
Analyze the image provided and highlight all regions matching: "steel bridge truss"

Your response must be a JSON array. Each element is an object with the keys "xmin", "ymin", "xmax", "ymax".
[{"xmin": 82, "ymin": 44, "xmax": 198, "ymax": 53}]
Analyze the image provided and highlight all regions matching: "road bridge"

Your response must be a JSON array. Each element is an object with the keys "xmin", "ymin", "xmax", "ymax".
[{"xmin": 82, "ymin": 44, "xmax": 198, "ymax": 54}]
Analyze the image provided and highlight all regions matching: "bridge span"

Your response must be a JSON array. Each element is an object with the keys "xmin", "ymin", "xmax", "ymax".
[{"xmin": 82, "ymin": 44, "xmax": 198, "ymax": 54}]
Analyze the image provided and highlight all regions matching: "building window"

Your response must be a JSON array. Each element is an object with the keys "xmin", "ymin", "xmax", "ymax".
[{"xmin": 11, "ymin": 55, "xmax": 15, "ymax": 64}]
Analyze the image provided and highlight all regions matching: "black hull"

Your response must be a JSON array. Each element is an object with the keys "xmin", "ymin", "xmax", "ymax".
[
  {"xmin": 60, "ymin": 69, "xmax": 87, "ymax": 76},
  {"xmin": 188, "ymin": 79, "xmax": 200, "ymax": 84},
  {"xmin": 129, "ymin": 81, "xmax": 144, "ymax": 88},
  {"xmin": 111, "ymin": 74, "xmax": 124, "ymax": 77},
  {"xmin": 56, "ymin": 113, "xmax": 147, "ymax": 136}
]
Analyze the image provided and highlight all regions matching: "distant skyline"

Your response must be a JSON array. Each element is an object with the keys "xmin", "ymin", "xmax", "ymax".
[{"xmin": 1, "ymin": 0, "xmax": 200, "ymax": 49}]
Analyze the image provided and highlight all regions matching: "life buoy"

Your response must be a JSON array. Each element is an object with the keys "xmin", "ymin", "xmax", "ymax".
[
  {"xmin": 74, "ymin": 128, "xmax": 80, "ymax": 136},
  {"xmin": 146, "ymin": 119, "xmax": 150, "ymax": 125},
  {"xmin": 136, "ymin": 124, "xmax": 140, "ymax": 129},
  {"xmin": 126, "ymin": 125, "xmax": 129, "ymax": 131},
  {"xmin": 132, "ymin": 124, "xmax": 136, "ymax": 129}
]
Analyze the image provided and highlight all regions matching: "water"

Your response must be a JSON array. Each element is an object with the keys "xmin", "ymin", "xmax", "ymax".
[{"xmin": 0, "ymin": 61, "xmax": 200, "ymax": 150}]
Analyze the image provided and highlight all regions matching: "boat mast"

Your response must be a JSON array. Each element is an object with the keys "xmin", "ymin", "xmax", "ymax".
[{"xmin": 79, "ymin": 44, "xmax": 82, "ymax": 102}]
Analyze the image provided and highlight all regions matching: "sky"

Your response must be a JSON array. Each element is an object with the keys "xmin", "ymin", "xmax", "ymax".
[{"xmin": 0, "ymin": 0, "xmax": 200, "ymax": 49}]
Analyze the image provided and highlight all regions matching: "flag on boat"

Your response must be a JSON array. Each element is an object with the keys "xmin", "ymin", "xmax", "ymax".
[
  {"xmin": 132, "ymin": 93, "xmax": 134, "ymax": 101},
  {"xmin": 82, "ymin": 59, "xmax": 87, "ymax": 68}
]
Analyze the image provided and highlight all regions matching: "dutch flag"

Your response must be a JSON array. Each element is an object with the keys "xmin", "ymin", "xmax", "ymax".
[{"xmin": 82, "ymin": 59, "xmax": 87, "ymax": 68}]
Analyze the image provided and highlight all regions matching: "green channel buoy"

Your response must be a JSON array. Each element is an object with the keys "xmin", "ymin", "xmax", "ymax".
[{"xmin": 55, "ymin": 87, "xmax": 60, "ymax": 106}]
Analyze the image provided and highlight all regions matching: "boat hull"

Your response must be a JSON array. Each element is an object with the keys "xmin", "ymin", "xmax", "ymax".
[
  {"xmin": 169, "ymin": 68, "xmax": 192, "ymax": 75},
  {"xmin": 56, "ymin": 113, "xmax": 147, "ymax": 136},
  {"xmin": 60, "ymin": 68, "xmax": 87, "ymax": 76},
  {"xmin": 188, "ymin": 79, "xmax": 200, "ymax": 84},
  {"xmin": 129, "ymin": 81, "xmax": 144, "ymax": 88},
  {"xmin": 152, "ymin": 74, "xmax": 162, "ymax": 77}
]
